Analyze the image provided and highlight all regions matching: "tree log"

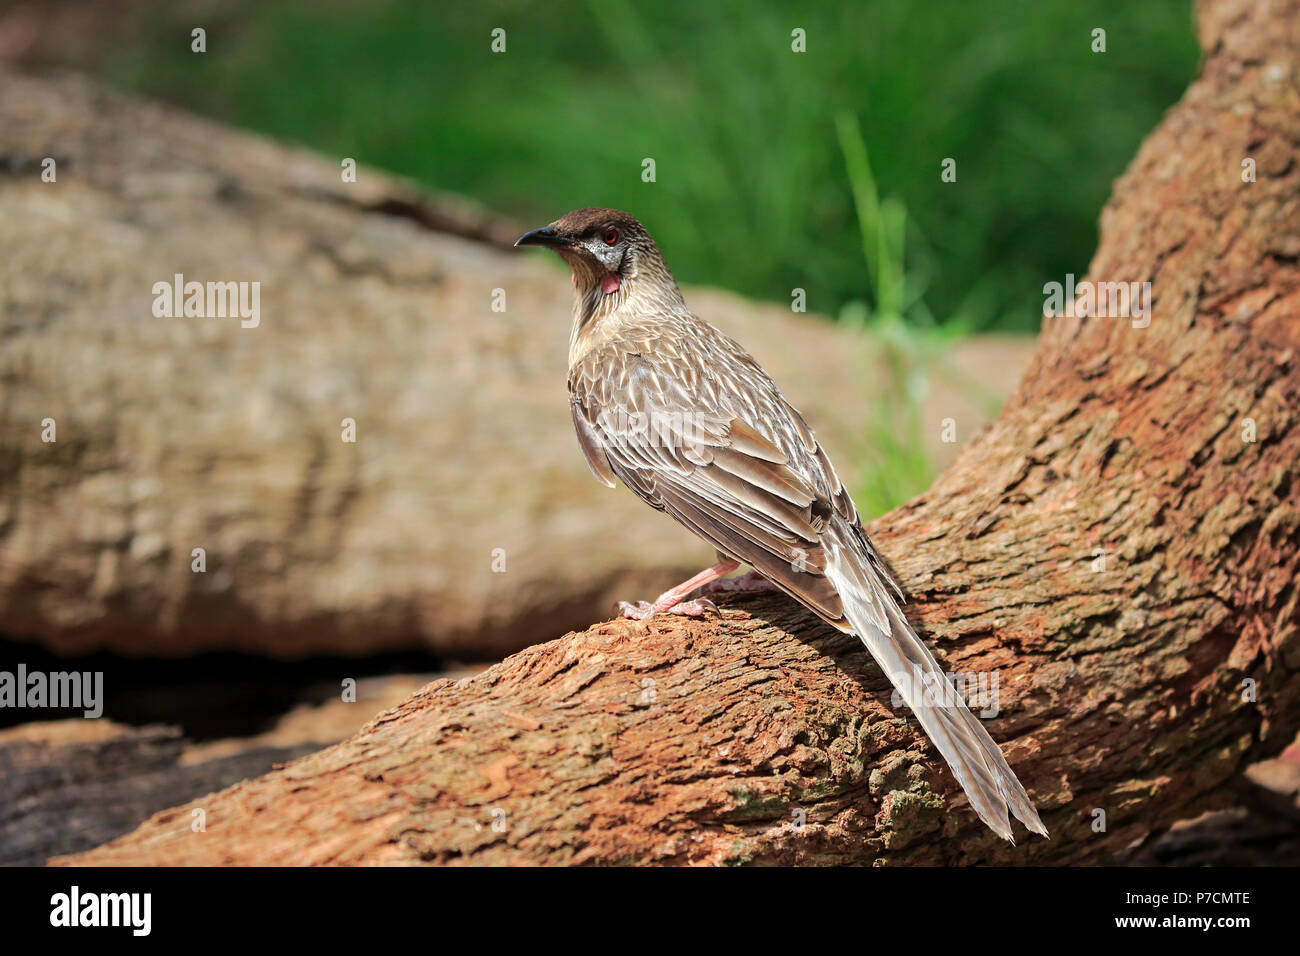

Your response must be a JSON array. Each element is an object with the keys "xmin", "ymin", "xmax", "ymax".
[
  {"xmin": 1, "ymin": 720, "xmax": 324, "ymax": 867},
  {"xmin": 57, "ymin": 0, "xmax": 1300, "ymax": 865}
]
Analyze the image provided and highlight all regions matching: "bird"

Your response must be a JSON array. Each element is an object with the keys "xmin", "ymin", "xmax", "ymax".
[{"xmin": 515, "ymin": 207, "xmax": 1047, "ymax": 843}]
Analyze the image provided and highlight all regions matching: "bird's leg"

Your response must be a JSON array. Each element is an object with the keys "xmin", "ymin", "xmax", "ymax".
[
  {"xmin": 702, "ymin": 569, "xmax": 779, "ymax": 594},
  {"xmin": 618, "ymin": 560, "xmax": 740, "ymax": 620}
]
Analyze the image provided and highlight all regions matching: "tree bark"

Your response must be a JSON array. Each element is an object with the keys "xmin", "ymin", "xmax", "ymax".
[{"xmin": 57, "ymin": 0, "xmax": 1300, "ymax": 865}]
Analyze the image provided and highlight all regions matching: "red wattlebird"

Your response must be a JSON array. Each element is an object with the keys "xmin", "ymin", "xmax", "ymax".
[{"xmin": 516, "ymin": 207, "xmax": 1046, "ymax": 842}]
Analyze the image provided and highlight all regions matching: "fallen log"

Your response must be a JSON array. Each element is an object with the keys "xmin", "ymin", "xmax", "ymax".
[
  {"xmin": 1, "ymin": 720, "xmax": 320, "ymax": 867},
  {"xmin": 57, "ymin": 0, "xmax": 1300, "ymax": 865}
]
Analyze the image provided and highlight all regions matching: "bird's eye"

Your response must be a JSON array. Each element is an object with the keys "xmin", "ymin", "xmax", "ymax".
[{"xmin": 602, "ymin": 229, "xmax": 618, "ymax": 245}]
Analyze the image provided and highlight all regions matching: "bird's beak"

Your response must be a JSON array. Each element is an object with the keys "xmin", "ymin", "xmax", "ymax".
[{"xmin": 514, "ymin": 224, "xmax": 570, "ymax": 248}]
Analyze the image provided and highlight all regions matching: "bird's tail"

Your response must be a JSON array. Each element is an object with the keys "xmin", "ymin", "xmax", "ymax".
[{"xmin": 825, "ymin": 527, "xmax": 1047, "ymax": 842}]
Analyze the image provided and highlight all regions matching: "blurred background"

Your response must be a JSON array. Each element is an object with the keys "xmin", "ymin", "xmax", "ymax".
[
  {"xmin": 0, "ymin": 0, "xmax": 1201, "ymax": 514},
  {"xmin": 91, "ymin": 0, "xmax": 1197, "ymax": 334},
  {"xmin": 13, "ymin": 1, "xmax": 1286, "ymax": 867}
]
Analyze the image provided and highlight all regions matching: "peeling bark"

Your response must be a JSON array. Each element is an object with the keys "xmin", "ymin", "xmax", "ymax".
[{"xmin": 57, "ymin": 0, "xmax": 1300, "ymax": 865}]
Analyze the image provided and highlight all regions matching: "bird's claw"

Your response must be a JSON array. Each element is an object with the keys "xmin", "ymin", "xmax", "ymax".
[
  {"xmin": 671, "ymin": 598, "xmax": 719, "ymax": 617},
  {"xmin": 617, "ymin": 600, "xmax": 655, "ymax": 620},
  {"xmin": 618, "ymin": 597, "xmax": 719, "ymax": 620}
]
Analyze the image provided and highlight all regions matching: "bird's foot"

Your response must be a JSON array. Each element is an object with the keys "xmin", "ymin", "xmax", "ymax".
[
  {"xmin": 618, "ymin": 596, "xmax": 719, "ymax": 620},
  {"xmin": 616, "ymin": 559, "xmax": 739, "ymax": 621},
  {"xmin": 702, "ymin": 570, "xmax": 778, "ymax": 594}
]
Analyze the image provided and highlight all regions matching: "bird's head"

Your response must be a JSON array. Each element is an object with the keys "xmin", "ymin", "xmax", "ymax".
[{"xmin": 514, "ymin": 208, "xmax": 676, "ymax": 306}]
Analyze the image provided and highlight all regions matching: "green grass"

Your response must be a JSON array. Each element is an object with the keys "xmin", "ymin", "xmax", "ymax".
[{"xmin": 100, "ymin": 0, "xmax": 1198, "ymax": 334}]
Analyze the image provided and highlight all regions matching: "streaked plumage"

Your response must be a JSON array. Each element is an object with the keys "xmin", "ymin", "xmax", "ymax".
[{"xmin": 517, "ymin": 208, "xmax": 1046, "ymax": 842}]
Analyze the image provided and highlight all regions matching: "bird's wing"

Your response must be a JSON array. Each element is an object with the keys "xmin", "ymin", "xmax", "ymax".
[
  {"xmin": 569, "ymin": 342, "xmax": 900, "ymax": 624},
  {"xmin": 570, "ymin": 400, "xmax": 618, "ymax": 488}
]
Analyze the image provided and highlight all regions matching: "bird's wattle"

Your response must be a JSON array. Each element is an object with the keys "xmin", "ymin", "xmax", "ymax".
[{"xmin": 600, "ymin": 273, "xmax": 621, "ymax": 295}]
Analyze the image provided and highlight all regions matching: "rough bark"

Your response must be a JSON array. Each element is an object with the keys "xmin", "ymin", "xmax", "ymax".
[{"xmin": 56, "ymin": 0, "xmax": 1300, "ymax": 865}]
